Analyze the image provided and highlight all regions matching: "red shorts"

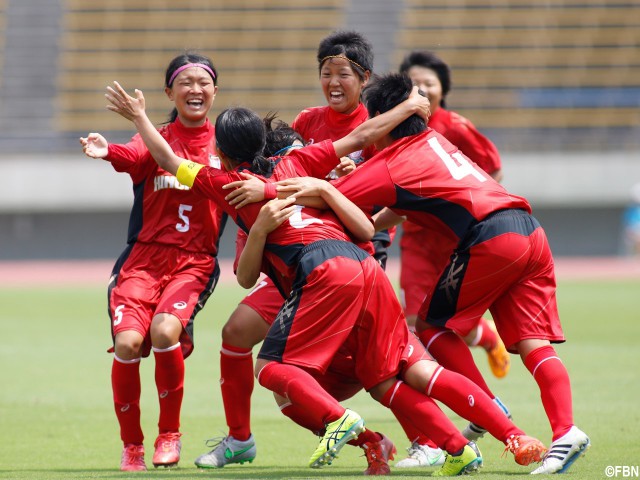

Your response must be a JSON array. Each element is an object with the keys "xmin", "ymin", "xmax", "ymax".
[
  {"xmin": 239, "ymin": 278, "xmax": 283, "ymax": 326},
  {"xmin": 109, "ymin": 242, "xmax": 220, "ymax": 358},
  {"xmin": 314, "ymin": 333, "xmax": 430, "ymax": 399},
  {"xmin": 399, "ymin": 223, "xmax": 453, "ymax": 317},
  {"xmin": 419, "ymin": 210, "xmax": 565, "ymax": 353},
  {"xmin": 242, "ymin": 286, "xmax": 368, "ymax": 400},
  {"xmin": 313, "ymin": 344, "xmax": 363, "ymax": 401},
  {"xmin": 258, "ymin": 240, "xmax": 409, "ymax": 389}
]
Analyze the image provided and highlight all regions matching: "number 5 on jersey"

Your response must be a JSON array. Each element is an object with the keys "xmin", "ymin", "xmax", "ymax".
[{"xmin": 176, "ymin": 204, "xmax": 192, "ymax": 232}]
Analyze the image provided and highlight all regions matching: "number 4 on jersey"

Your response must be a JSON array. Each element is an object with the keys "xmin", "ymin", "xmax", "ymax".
[{"xmin": 428, "ymin": 136, "xmax": 486, "ymax": 182}]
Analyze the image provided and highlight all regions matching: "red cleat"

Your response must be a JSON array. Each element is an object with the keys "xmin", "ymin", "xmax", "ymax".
[
  {"xmin": 362, "ymin": 433, "xmax": 397, "ymax": 475},
  {"xmin": 120, "ymin": 443, "xmax": 147, "ymax": 471},
  {"xmin": 505, "ymin": 434, "xmax": 548, "ymax": 466},
  {"xmin": 152, "ymin": 432, "xmax": 182, "ymax": 468}
]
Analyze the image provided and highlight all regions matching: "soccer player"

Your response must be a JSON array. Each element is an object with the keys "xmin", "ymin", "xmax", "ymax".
[
  {"xmin": 194, "ymin": 30, "xmax": 400, "ymax": 471},
  {"xmin": 292, "ymin": 30, "xmax": 394, "ymax": 269},
  {"xmin": 394, "ymin": 49, "xmax": 510, "ymax": 468},
  {"xmin": 278, "ymin": 72, "xmax": 591, "ymax": 475},
  {"xmin": 197, "ymin": 118, "xmax": 397, "ymax": 475},
  {"xmin": 79, "ymin": 53, "xmax": 224, "ymax": 471}
]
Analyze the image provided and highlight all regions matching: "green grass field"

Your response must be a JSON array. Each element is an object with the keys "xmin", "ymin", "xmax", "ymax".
[{"xmin": 1, "ymin": 279, "xmax": 639, "ymax": 479}]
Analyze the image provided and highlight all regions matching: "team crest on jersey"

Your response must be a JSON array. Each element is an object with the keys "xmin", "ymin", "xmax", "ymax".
[{"xmin": 209, "ymin": 153, "xmax": 221, "ymax": 168}]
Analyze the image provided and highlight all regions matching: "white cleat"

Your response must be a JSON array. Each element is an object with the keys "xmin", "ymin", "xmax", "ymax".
[
  {"xmin": 394, "ymin": 441, "xmax": 445, "ymax": 468},
  {"xmin": 531, "ymin": 426, "xmax": 590, "ymax": 474},
  {"xmin": 194, "ymin": 434, "xmax": 256, "ymax": 468}
]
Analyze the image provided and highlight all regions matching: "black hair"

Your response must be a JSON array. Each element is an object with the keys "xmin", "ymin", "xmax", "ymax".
[
  {"xmin": 363, "ymin": 73, "xmax": 426, "ymax": 140},
  {"xmin": 263, "ymin": 112, "xmax": 304, "ymax": 158},
  {"xmin": 317, "ymin": 30, "xmax": 374, "ymax": 80},
  {"xmin": 399, "ymin": 50, "xmax": 451, "ymax": 108},
  {"xmin": 214, "ymin": 107, "xmax": 273, "ymax": 176},
  {"xmin": 164, "ymin": 51, "xmax": 218, "ymax": 123}
]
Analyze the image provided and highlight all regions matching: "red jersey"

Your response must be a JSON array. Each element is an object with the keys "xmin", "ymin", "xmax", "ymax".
[
  {"xmin": 402, "ymin": 108, "xmax": 503, "ymax": 237},
  {"xmin": 292, "ymin": 102, "xmax": 392, "ymax": 250},
  {"xmin": 182, "ymin": 141, "xmax": 353, "ymax": 293},
  {"xmin": 333, "ymin": 129, "xmax": 530, "ymax": 243},
  {"xmin": 428, "ymin": 108, "xmax": 501, "ymax": 176},
  {"xmin": 105, "ymin": 117, "xmax": 226, "ymax": 255},
  {"xmin": 292, "ymin": 102, "xmax": 373, "ymax": 164}
]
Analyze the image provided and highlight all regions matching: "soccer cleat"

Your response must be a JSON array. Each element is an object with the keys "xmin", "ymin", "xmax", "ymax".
[
  {"xmin": 504, "ymin": 434, "xmax": 547, "ymax": 466},
  {"xmin": 462, "ymin": 396, "xmax": 511, "ymax": 442},
  {"xmin": 120, "ymin": 443, "xmax": 147, "ymax": 471},
  {"xmin": 432, "ymin": 442, "xmax": 482, "ymax": 477},
  {"xmin": 194, "ymin": 434, "xmax": 256, "ymax": 468},
  {"xmin": 395, "ymin": 441, "xmax": 445, "ymax": 468},
  {"xmin": 362, "ymin": 432, "xmax": 397, "ymax": 475},
  {"xmin": 152, "ymin": 432, "xmax": 182, "ymax": 468},
  {"xmin": 486, "ymin": 322, "xmax": 510, "ymax": 378},
  {"xmin": 530, "ymin": 426, "xmax": 590, "ymax": 474},
  {"xmin": 309, "ymin": 408, "xmax": 365, "ymax": 468}
]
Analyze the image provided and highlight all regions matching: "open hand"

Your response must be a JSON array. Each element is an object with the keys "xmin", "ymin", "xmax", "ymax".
[
  {"xmin": 275, "ymin": 176, "xmax": 327, "ymax": 198},
  {"xmin": 222, "ymin": 171, "xmax": 267, "ymax": 208},
  {"xmin": 105, "ymin": 81, "xmax": 146, "ymax": 121},
  {"xmin": 79, "ymin": 132, "xmax": 108, "ymax": 159}
]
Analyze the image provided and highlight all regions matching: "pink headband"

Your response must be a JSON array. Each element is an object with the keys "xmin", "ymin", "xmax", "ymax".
[{"xmin": 168, "ymin": 63, "xmax": 216, "ymax": 85}]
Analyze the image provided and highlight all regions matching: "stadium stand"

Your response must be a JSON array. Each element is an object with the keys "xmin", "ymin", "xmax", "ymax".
[
  {"xmin": 393, "ymin": 0, "xmax": 640, "ymax": 150},
  {"xmin": 0, "ymin": 0, "xmax": 635, "ymax": 152},
  {"xmin": 55, "ymin": 0, "xmax": 344, "ymax": 132}
]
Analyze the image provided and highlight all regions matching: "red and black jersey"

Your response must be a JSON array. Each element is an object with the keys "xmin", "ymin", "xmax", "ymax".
[
  {"xmin": 189, "ymin": 140, "xmax": 352, "ymax": 293},
  {"xmin": 105, "ymin": 117, "xmax": 226, "ymax": 255},
  {"xmin": 333, "ymin": 129, "xmax": 530, "ymax": 243},
  {"xmin": 402, "ymin": 109, "xmax": 501, "ymax": 236}
]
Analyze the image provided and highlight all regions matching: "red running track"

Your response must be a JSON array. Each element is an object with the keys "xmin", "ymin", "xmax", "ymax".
[{"xmin": 1, "ymin": 257, "xmax": 640, "ymax": 287}]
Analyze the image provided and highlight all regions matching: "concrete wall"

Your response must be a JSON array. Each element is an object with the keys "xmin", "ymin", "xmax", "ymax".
[{"xmin": 1, "ymin": 152, "xmax": 637, "ymax": 260}]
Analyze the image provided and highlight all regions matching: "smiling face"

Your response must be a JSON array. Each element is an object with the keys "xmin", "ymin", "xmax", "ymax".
[
  {"xmin": 320, "ymin": 57, "xmax": 369, "ymax": 115},
  {"xmin": 165, "ymin": 66, "xmax": 217, "ymax": 127},
  {"xmin": 406, "ymin": 65, "xmax": 443, "ymax": 112}
]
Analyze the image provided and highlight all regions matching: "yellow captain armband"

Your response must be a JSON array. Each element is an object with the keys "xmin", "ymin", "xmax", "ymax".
[{"xmin": 176, "ymin": 161, "xmax": 204, "ymax": 188}]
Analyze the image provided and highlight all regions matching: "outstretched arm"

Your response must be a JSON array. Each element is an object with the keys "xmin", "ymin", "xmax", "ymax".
[
  {"xmin": 332, "ymin": 85, "xmax": 430, "ymax": 158},
  {"xmin": 105, "ymin": 81, "xmax": 184, "ymax": 175},
  {"xmin": 236, "ymin": 197, "xmax": 297, "ymax": 288}
]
